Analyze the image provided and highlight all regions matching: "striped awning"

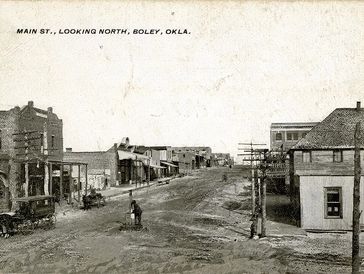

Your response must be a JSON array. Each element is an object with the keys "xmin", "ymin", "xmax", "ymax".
[
  {"xmin": 161, "ymin": 161, "xmax": 178, "ymax": 168},
  {"xmin": 118, "ymin": 150, "xmax": 150, "ymax": 161}
]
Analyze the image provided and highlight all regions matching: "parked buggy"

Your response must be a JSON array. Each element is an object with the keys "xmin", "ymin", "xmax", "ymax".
[
  {"xmin": 0, "ymin": 195, "xmax": 56, "ymax": 238},
  {"xmin": 82, "ymin": 189, "xmax": 106, "ymax": 210}
]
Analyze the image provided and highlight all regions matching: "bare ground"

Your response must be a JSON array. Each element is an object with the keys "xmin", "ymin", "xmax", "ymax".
[{"xmin": 0, "ymin": 167, "xmax": 360, "ymax": 273}]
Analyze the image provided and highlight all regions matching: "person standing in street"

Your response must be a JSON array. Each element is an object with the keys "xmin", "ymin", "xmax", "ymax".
[{"xmin": 131, "ymin": 200, "xmax": 143, "ymax": 226}]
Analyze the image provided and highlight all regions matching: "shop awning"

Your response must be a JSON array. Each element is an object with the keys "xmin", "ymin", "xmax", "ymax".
[
  {"xmin": 161, "ymin": 161, "xmax": 178, "ymax": 168},
  {"xmin": 118, "ymin": 150, "xmax": 150, "ymax": 161},
  {"xmin": 150, "ymin": 164, "xmax": 166, "ymax": 169}
]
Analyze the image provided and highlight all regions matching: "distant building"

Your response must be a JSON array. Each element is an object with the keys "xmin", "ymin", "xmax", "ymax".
[
  {"xmin": 290, "ymin": 102, "xmax": 364, "ymax": 230},
  {"xmin": 172, "ymin": 151, "xmax": 196, "ymax": 174},
  {"xmin": 149, "ymin": 146, "xmax": 178, "ymax": 177},
  {"xmin": 63, "ymin": 148, "xmax": 118, "ymax": 189},
  {"xmin": 270, "ymin": 122, "xmax": 318, "ymax": 152},
  {"xmin": 211, "ymin": 153, "xmax": 232, "ymax": 166},
  {"xmin": 171, "ymin": 146, "xmax": 212, "ymax": 168}
]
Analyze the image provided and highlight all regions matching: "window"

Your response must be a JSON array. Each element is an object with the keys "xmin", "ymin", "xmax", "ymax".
[
  {"xmin": 275, "ymin": 133, "xmax": 282, "ymax": 141},
  {"xmin": 325, "ymin": 187, "xmax": 342, "ymax": 218},
  {"xmin": 51, "ymin": 135, "xmax": 55, "ymax": 148},
  {"xmin": 333, "ymin": 150, "xmax": 343, "ymax": 162},
  {"xmin": 287, "ymin": 132, "xmax": 298, "ymax": 140},
  {"xmin": 302, "ymin": 151, "xmax": 311, "ymax": 163}
]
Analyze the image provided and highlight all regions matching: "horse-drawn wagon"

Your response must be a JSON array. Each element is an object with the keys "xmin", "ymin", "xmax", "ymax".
[{"xmin": 0, "ymin": 195, "xmax": 56, "ymax": 237}]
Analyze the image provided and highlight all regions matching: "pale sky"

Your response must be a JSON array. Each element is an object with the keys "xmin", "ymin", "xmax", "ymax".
[{"xmin": 0, "ymin": 1, "xmax": 363, "ymax": 161}]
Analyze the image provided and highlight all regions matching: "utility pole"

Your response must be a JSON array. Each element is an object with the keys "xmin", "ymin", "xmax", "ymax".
[
  {"xmin": 260, "ymin": 149, "xmax": 268, "ymax": 238},
  {"xmin": 13, "ymin": 130, "xmax": 41, "ymax": 197},
  {"xmin": 238, "ymin": 142, "xmax": 266, "ymax": 216},
  {"xmin": 352, "ymin": 122, "xmax": 361, "ymax": 274}
]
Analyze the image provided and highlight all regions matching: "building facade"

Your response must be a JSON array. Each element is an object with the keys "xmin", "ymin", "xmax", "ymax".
[
  {"xmin": 290, "ymin": 103, "xmax": 364, "ymax": 230},
  {"xmin": 0, "ymin": 101, "xmax": 63, "ymax": 211},
  {"xmin": 270, "ymin": 122, "xmax": 318, "ymax": 152},
  {"xmin": 63, "ymin": 148, "xmax": 118, "ymax": 189}
]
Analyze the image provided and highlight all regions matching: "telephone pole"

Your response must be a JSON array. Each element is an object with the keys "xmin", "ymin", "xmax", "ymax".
[
  {"xmin": 352, "ymin": 122, "xmax": 361, "ymax": 274},
  {"xmin": 238, "ymin": 142, "xmax": 266, "ymax": 216}
]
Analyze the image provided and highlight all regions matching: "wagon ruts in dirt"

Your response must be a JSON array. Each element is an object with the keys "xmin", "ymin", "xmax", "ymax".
[
  {"xmin": 0, "ymin": 195, "xmax": 56, "ymax": 238},
  {"xmin": 82, "ymin": 189, "xmax": 106, "ymax": 210}
]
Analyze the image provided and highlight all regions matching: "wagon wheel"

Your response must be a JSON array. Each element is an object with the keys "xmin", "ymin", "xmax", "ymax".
[
  {"xmin": 31, "ymin": 219, "xmax": 38, "ymax": 230},
  {"xmin": 42, "ymin": 214, "xmax": 55, "ymax": 229},
  {"xmin": 47, "ymin": 214, "xmax": 56, "ymax": 229},
  {"xmin": 19, "ymin": 220, "xmax": 33, "ymax": 235},
  {"xmin": 0, "ymin": 224, "xmax": 9, "ymax": 238}
]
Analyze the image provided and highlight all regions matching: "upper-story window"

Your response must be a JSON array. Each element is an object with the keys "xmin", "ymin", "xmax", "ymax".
[
  {"xmin": 51, "ymin": 135, "xmax": 55, "ymax": 148},
  {"xmin": 275, "ymin": 133, "xmax": 282, "ymax": 141},
  {"xmin": 333, "ymin": 150, "xmax": 343, "ymax": 162},
  {"xmin": 287, "ymin": 132, "xmax": 299, "ymax": 141},
  {"xmin": 302, "ymin": 151, "xmax": 312, "ymax": 163}
]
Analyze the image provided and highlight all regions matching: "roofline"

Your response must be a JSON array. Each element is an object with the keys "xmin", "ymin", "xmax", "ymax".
[
  {"xmin": 290, "ymin": 147, "xmax": 364, "ymax": 151},
  {"xmin": 271, "ymin": 122, "xmax": 319, "ymax": 128},
  {"xmin": 64, "ymin": 151, "xmax": 107, "ymax": 154}
]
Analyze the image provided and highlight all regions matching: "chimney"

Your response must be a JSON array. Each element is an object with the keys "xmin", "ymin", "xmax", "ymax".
[
  {"xmin": 65, "ymin": 148, "xmax": 72, "ymax": 152},
  {"xmin": 28, "ymin": 101, "xmax": 34, "ymax": 108},
  {"xmin": 356, "ymin": 101, "xmax": 361, "ymax": 110},
  {"xmin": 47, "ymin": 107, "xmax": 53, "ymax": 113},
  {"xmin": 13, "ymin": 106, "xmax": 20, "ymax": 113}
]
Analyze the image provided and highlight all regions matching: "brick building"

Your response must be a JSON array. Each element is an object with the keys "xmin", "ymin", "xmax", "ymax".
[
  {"xmin": 270, "ymin": 122, "xmax": 318, "ymax": 152},
  {"xmin": 0, "ymin": 101, "xmax": 63, "ymax": 211},
  {"xmin": 63, "ymin": 148, "xmax": 118, "ymax": 189}
]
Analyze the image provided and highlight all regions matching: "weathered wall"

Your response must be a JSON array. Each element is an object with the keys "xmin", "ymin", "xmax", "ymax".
[
  {"xmin": 64, "ymin": 151, "xmax": 117, "ymax": 186},
  {"xmin": 18, "ymin": 104, "xmax": 63, "ymax": 161},
  {"xmin": 294, "ymin": 150, "xmax": 364, "ymax": 176},
  {"xmin": 300, "ymin": 175, "xmax": 364, "ymax": 230},
  {"xmin": 0, "ymin": 108, "xmax": 20, "ymax": 208},
  {"xmin": 271, "ymin": 129, "xmax": 311, "ymax": 151}
]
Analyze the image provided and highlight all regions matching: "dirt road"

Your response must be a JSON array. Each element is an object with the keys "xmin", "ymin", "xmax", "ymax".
[{"xmin": 0, "ymin": 167, "xmax": 355, "ymax": 273}]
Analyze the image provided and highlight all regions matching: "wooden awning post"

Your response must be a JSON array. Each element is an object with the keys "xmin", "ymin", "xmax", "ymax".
[
  {"xmin": 85, "ymin": 164, "xmax": 88, "ymax": 196},
  {"xmin": 49, "ymin": 163, "xmax": 53, "ymax": 196},
  {"xmin": 78, "ymin": 164, "xmax": 81, "ymax": 203},
  {"xmin": 24, "ymin": 163, "xmax": 29, "ymax": 197},
  {"xmin": 60, "ymin": 164, "xmax": 64, "ymax": 203},
  {"xmin": 44, "ymin": 162, "xmax": 49, "ymax": 195}
]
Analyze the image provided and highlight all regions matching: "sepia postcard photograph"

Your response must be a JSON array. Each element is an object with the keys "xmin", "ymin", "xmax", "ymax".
[{"xmin": 0, "ymin": 1, "xmax": 364, "ymax": 273}]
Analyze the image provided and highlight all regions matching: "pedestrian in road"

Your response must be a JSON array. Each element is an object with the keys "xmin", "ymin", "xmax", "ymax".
[{"xmin": 131, "ymin": 200, "xmax": 143, "ymax": 226}]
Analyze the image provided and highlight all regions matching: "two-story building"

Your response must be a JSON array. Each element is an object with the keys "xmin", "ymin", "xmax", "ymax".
[
  {"xmin": 150, "ymin": 146, "xmax": 178, "ymax": 177},
  {"xmin": 270, "ymin": 122, "xmax": 318, "ymax": 152},
  {"xmin": 171, "ymin": 146, "xmax": 212, "ymax": 169},
  {"xmin": 289, "ymin": 102, "xmax": 364, "ymax": 230},
  {"xmin": 0, "ymin": 101, "xmax": 69, "ymax": 210}
]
